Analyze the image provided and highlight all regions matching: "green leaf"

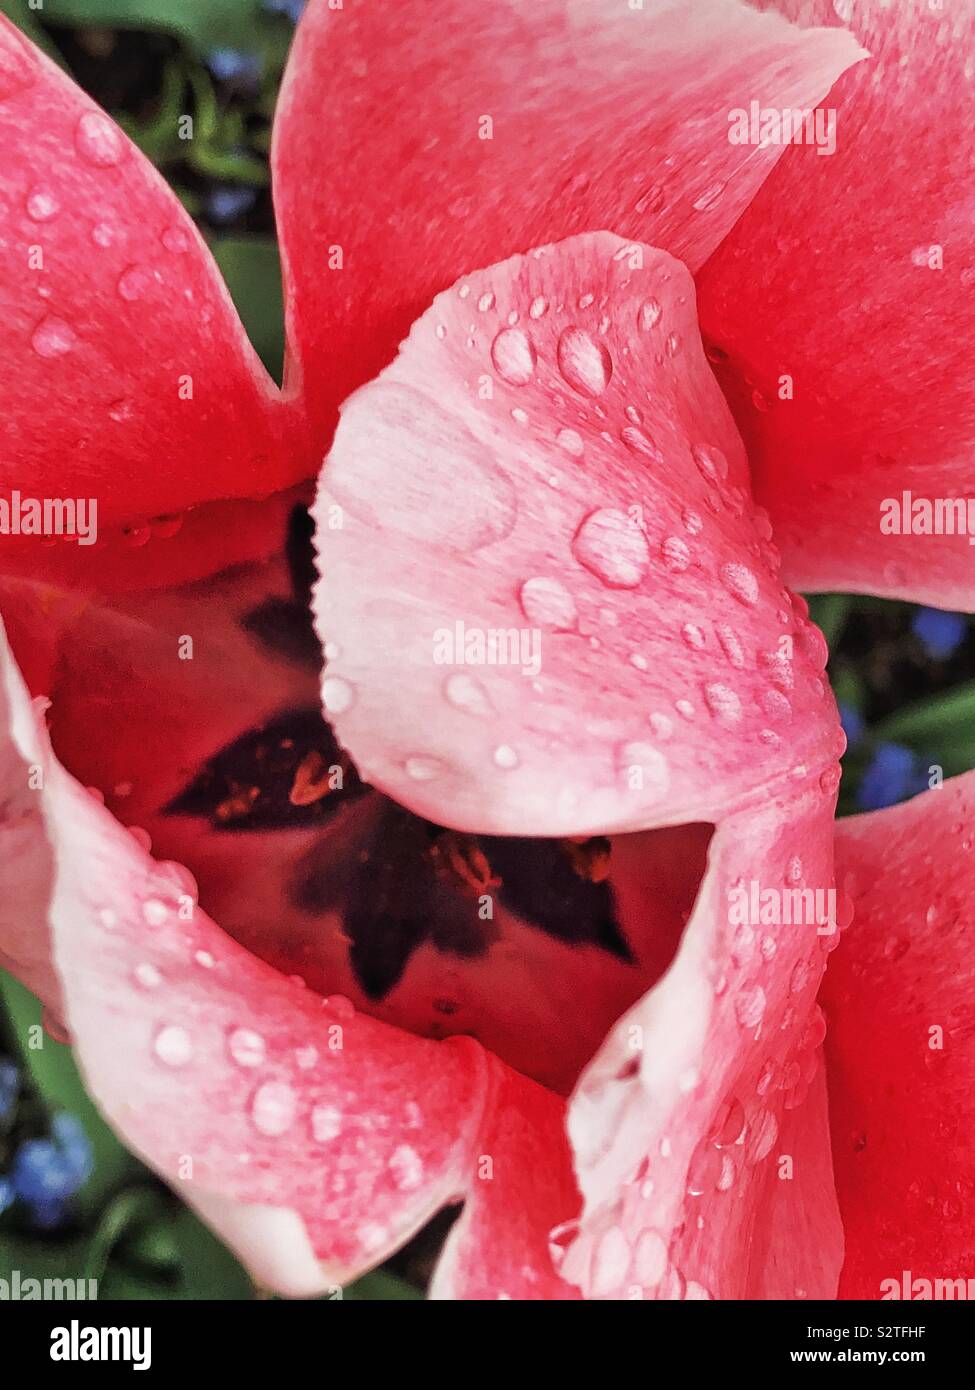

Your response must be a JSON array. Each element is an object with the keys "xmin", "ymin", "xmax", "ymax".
[
  {"xmin": 209, "ymin": 235, "xmax": 284, "ymax": 381},
  {"xmin": 870, "ymin": 681, "xmax": 975, "ymax": 776},
  {"xmin": 803, "ymin": 593, "xmax": 853, "ymax": 650},
  {"xmin": 0, "ymin": 971, "xmax": 141, "ymax": 1215},
  {"xmin": 343, "ymin": 1270, "xmax": 424, "ymax": 1301},
  {"xmin": 38, "ymin": 0, "xmax": 293, "ymax": 68}
]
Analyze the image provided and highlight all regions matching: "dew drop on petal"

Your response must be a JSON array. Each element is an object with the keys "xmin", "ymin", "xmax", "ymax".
[
  {"xmin": 250, "ymin": 1080, "xmax": 297, "ymax": 1137},
  {"xmin": 590, "ymin": 1225, "xmax": 630, "ymax": 1296},
  {"xmin": 637, "ymin": 298, "xmax": 662, "ymax": 331},
  {"xmin": 661, "ymin": 536, "xmax": 690, "ymax": 572},
  {"xmin": 142, "ymin": 898, "xmax": 168, "ymax": 927},
  {"xmin": 133, "ymin": 963, "xmax": 161, "ymax": 990},
  {"xmin": 573, "ymin": 509, "xmax": 649, "ymax": 588},
  {"xmin": 322, "ymin": 675, "xmax": 355, "ymax": 715},
  {"xmin": 31, "ymin": 316, "xmax": 77, "ymax": 358},
  {"xmin": 720, "ymin": 562, "xmax": 759, "ymax": 606},
  {"xmin": 26, "ymin": 188, "xmax": 60, "ymax": 222},
  {"xmin": 444, "ymin": 672, "xmax": 492, "ymax": 716},
  {"xmin": 405, "ymin": 755, "xmax": 444, "ymax": 782},
  {"xmin": 519, "ymin": 575, "xmax": 577, "ymax": 630},
  {"xmin": 389, "ymin": 1144, "xmax": 424, "ymax": 1192},
  {"xmin": 557, "ymin": 327, "xmax": 613, "ymax": 396},
  {"xmin": 493, "ymin": 744, "xmax": 519, "ymax": 770},
  {"xmin": 153, "ymin": 1025, "xmax": 192, "ymax": 1068},
  {"xmin": 556, "ymin": 427, "xmax": 584, "ymax": 457},
  {"xmin": 75, "ymin": 110, "xmax": 123, "ymax": 167},
  {"xmin": 311, "ymin": 1103, "xmax": 343, "ymax": 1143},
  {"xmin": 734, "ymin": 982, "xmax": 767, "ymax": 1029},
  {"xmin": 631, "ymin": 1229, "xmax": 668, "ymax": 1286},
  {"xmin": 490, "ymin": 327, "xmax": 537, "ymax": 385},
  {"xmin": 228, "ymin": 1027, "xmax": 267, "ymax": 1069}
]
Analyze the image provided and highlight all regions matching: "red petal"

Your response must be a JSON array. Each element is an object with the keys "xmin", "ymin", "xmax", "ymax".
[
  {"xmin": 698, "ymin": 1, "xmax": 975, "ymax": 606},
  {"xmin": 824, "ymin": 778, "xmax": 975, "ymax": 1299},
  {"xmin": 0, "ymin": 618, "xmax": 578, "ymax": 1294},
  {"xmin": 0, "ymin": 618, "xmax": 60, "ymax": 1015},
  {"xmin": 274, "ymin": 0, "xmax": 865, "ymax": 443},
  {"xmin": 0, "ymin": 18, "xmax": 309, "ymax": 586},
  {"xmin": 562, "ymin": 789, "xmax": 845, "ymax": 1299},
  {"xmin": 314, "ymin": 233, "xmax": 842, "ymax": 835}
]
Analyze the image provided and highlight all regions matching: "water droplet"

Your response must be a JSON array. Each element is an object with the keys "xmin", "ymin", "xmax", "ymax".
[
  {"xmin": 75, "ymin": 110, "xmax": 123, "ymax": 167},
  {"xmin": 142, "ymin": 898, "xmax": 168, "ymax": 927},
  {"xmin": 228, "ymin": 1027, "xmax": 266, "ymax": 1068},
  {"xmin": 665, "ymin": 332, "xmax": 681, "ymax": 358},
  {"xmin": 634, "ymin": 183, "xmax": 664, "ymax": 215},
  {"xmin": 675, "ymin": 698, "xmax": 695, "ymax": 720},
  {"xmin": 529, "ymin": 295, "xmax": 548, "ymax": 319},
  {"xmin": 547, "ymin": 1219, "xmax": 580, "ymax": 1270},
  {"xmin": 519, "ymin": 575, "xmax": 577, "ymax": 629},
  {"xmin": 591, "ymin": 1225, "xmax": 630, "ymax": 1296},
  {"xmin": 91, "ymin": 221, "xmax": 114, "ymax": 248},
  {"xmin": 133, "ymin": 963, "xmax": 161, "ymax": 989},
  {"xmin": 720, "ymin": 562, "xmax": 759, "ymax": 606},
  {"xmin": 715, "ymin": 624, "xmax": 745, "ymax": 667},
  {"xmin": 31, "ymin": 315, "xmax": 77, "ymax": 358},
  {"xmin": 490, "ymin": 327, "xmax": 537, "ymax": 385},
  {"xmin": 251, "ymin": 1080, "xmax": 297, "ymax": 1137},
  {"xmin": 632, "ymin": 1228, "xmax": 668, "ymax": 1285},
  {"xmin": 557, "ymin": 327, "xmax": 613, "ymax": 396},
  {"xmin": 154, "ymin": 1025, "xmax": 192, "ymax": 1068},
  {"xmin": 573, "ymin": 509, "xmax": 649, "ymax": 588},
  {"xmin": 648, "ymin": 712, "xmax": 674, "ymax": 740},
  {"xmin": 762, "ymin": 689, "xmax": 792, "ymax": 720},
  {"xmin": 709, "ymin": 1096, "xmax": 745, "ymax": 1147},
  {"xmin": 661, "ymin": 536, "xmax": 691, "ymax": 572},
  {"xmin": 444, "ymin": 672, "xmax": 492, "ymax": 716},
  {"xmin": 99, "ymin": 908, "xmax": 118, "ymax": 930},
  {"xmin": 556, "ymin": 427, "xmax": 584, "ymax": 457},
  {"xmin": 389, "ymin": 1144, "xmax": 424, "ymax": 1191},
  {"xmin": 26, "ymin": 188, "xmax": 59, "ymax": 222},
  {"xmin": 311, "ymin": 1103, "xmax": 343, "ymax": 1143},
  {"xmin": 477, "ymin": 290, "xmax": 495, "ymax": 312},
  {"xmin": 686, "ymin": 1139, "xmax": 723, "ymax": 1196},
  {"xmin": 693, "ymin": 180, "xmax": 726, "ymax": 211},
  {"xmin": 117, "ymin": 263, "xmax": 155, "ymax": 302},
  {"xmin": 692, "ymin": 443, "xmax": 729, "ymax": 485},
  {"xmin": 323, "ymin": 994, "xmax": 356, "ymax": 1021},
  {"xmin": 703, "ymin": 683, "xmax": 742, "ymax": 724},
  {"xmin": 493, "ymin": 744, "xmax": 519, "ymax": 770},
  {"xmin": 734, "ymin": 982, "xmax": 767, "ymax": 1029},
  {"xmin": 322, "ymin": 675, "xmax": 355, "ymax": 715},
  {"xmin": 637, "ymin": 298, "xmax": 662, "ymax": 331},
  {"xmin": 195, "ymin": 950, "xmax": 215, "ymax": 969},
  {"xmin": 681, "ymin": 623, "xmax": 706, "ymax": 650},
  {"xmin": 747, "ymin": 1108, "xmax": 779, "ymax": 1163},
  {"xmin": 161, "ymin": 224, "xmax": 190, "ymax": 254},
  {"xmin": 620, "ymin": 426, "xmax": 663, "ymax": 461},
  {"xmin": 405, "ymin": 755, "xmax": 444, "ymax": 782}
]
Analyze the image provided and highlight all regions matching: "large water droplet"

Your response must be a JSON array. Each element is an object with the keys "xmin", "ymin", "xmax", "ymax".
[
  {"xmin": 704, "ymin": 682, "xmax": 742, "ymax": 724},
  {"xmin": 573, "ymin": 509, "xmax": 649, "ymax": 588},
  {"xmin": 720, "ymin": 562, "xmax": 759, "ymax": 606},
  {"xmin": 26, "ymin": 188, "xmax": 60, "ymax": 222},
  {"xmin": 444, "ymin": 672, "xmax": 492, "ymax": 716},
  {"xmin": 519, "ymin": 575, "xmax": 577, "ymax": 630},
  {"xmin": 322, "ymin": 675, "xmax": 355, "ymax": 715},
  {"xmin": 621, "ymin": 426, "xmax": 663, "ymax": 461},
  {"xmin": 637, "ymin": 298, "xmax": 662, "ymax": 331},
  {"xmin": 251, "ymin": 1080, "xmax": 297, "ymax": 1137},
  {"xmin": 228, "ymin": 1027, "xmax": 266, "ymax": 1068},
  {"xmin": 117, "ymin": 264, "xmax": 155, "ymax": 302},
  {"xmin": 32, "ymin": 316, "xmax": 77, "ymax": 358},
  {"xmin": 490, "ymin": 327, "xmax": 537, "ymax": 385},
  {"xmin": 692, "ymin": 443, "xmax": 729, "ymax": 485},
  {"xmin": 389, "ymin": 1144, "xmax": 424, "ymax": 1191},
  {"xmin": 661, "ymin": 536, "xmax": 690, "ymax": 572},
  {"xmin": 75, "ymin": 110, "xmax": 123, "ymax": 167},
  {"xmin": 557, "ymin": 327, "xmax": 613, "ymax": 396},
  {"xmin": 153, "ymin": 1025, "xmax": 192, "ymax": 1068},
  {"xmin": 734, "ymin": 982, "xmax": 767, "ymax": 1030}
]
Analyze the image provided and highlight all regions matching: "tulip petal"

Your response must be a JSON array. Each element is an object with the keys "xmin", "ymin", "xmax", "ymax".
[
  {"xmin": 314, "ymin": 233, "xmax": 842, "ymax": 836},
  {"xmin": 0, "ymin": 625, "xmax": 60, "ymax": 1015},
  {"xmin": 698, "ymin": 0, "xmax": 975, "ymax": 607},
  {"xmin": 824, "ymin": 776, "xmax": 975, "ymax": 1299},
  {"xmin": 273, "ymin": 0, "xmax": 866, "ymax": 443},
  {"xmin": 0, "ymin": 17, "xmax": 310, "ymax": 586},
  {"xmin": 562, "ymin": 787, "xmax": 845, "ymax": 1299},
  {"xmin": 8, "ymin": 526, "xmax": 710, "ymax": 1094},
  {"xmin": 0, "ymin": 618, "xmax": 579, "ymax": 1295}
]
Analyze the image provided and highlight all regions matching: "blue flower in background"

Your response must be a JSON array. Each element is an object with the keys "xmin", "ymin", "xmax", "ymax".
[
  {"xmin": 206, "ymin": 185, "xmax": 259, "ymax": 225},
  {"xmin": 51, "ymin": 1112, "xmax": 95, "ymax": 1187},
  {"xmin": 8, "ymin": 1111, "xmax": 93, "ymax": 1228},
  {"xmin": 0, "ymin": 1173, "xmax": 14, "ymax": 1217},
  {"xmin": 207, "ymin": 48, "xmax": 263, "ymax": 86},
  {"xmin": 0, "ymin": 1057, "xmax": 18, "ymax": 1121},
  {"xmin": 857, "ymin": 742, "xmax": 916, "ymax": 811},
  {"xmin": 263, "ymin": 0, "xmax": 308, "ymax": 24},
  {"xmin": 911, "ymin": 607, "xmax": 968, "ymax": 661}
]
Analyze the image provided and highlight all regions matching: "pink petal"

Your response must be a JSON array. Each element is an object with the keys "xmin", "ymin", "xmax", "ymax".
[
  {"xmin": 0, "ymin": 18, "xmax": 310, "ymax": 586},
  {"xmin": 698, "ymin": 1, "xmax": 975, "ymax": 607},
  {"xmin": 314, "ymin": 233, "xmax": 842, "ymax": 835},
  {"xmin": 0, "ymin": 617, "xmax": 578, "ymax": 1295},
  {"xmin": 274, "ymin": 0, "xmax": 865, "ymax": 443},
  {"xmin": 563, "ymin": 787, "xmax": 846, "ymax": 1299},
  {"xmin": 0, "ymin": 618, "xmax": 60, "ymax": 1015},
  {"xmin": 824, "ymin": 776, "xmax": 975, "ymax": 1299}
]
